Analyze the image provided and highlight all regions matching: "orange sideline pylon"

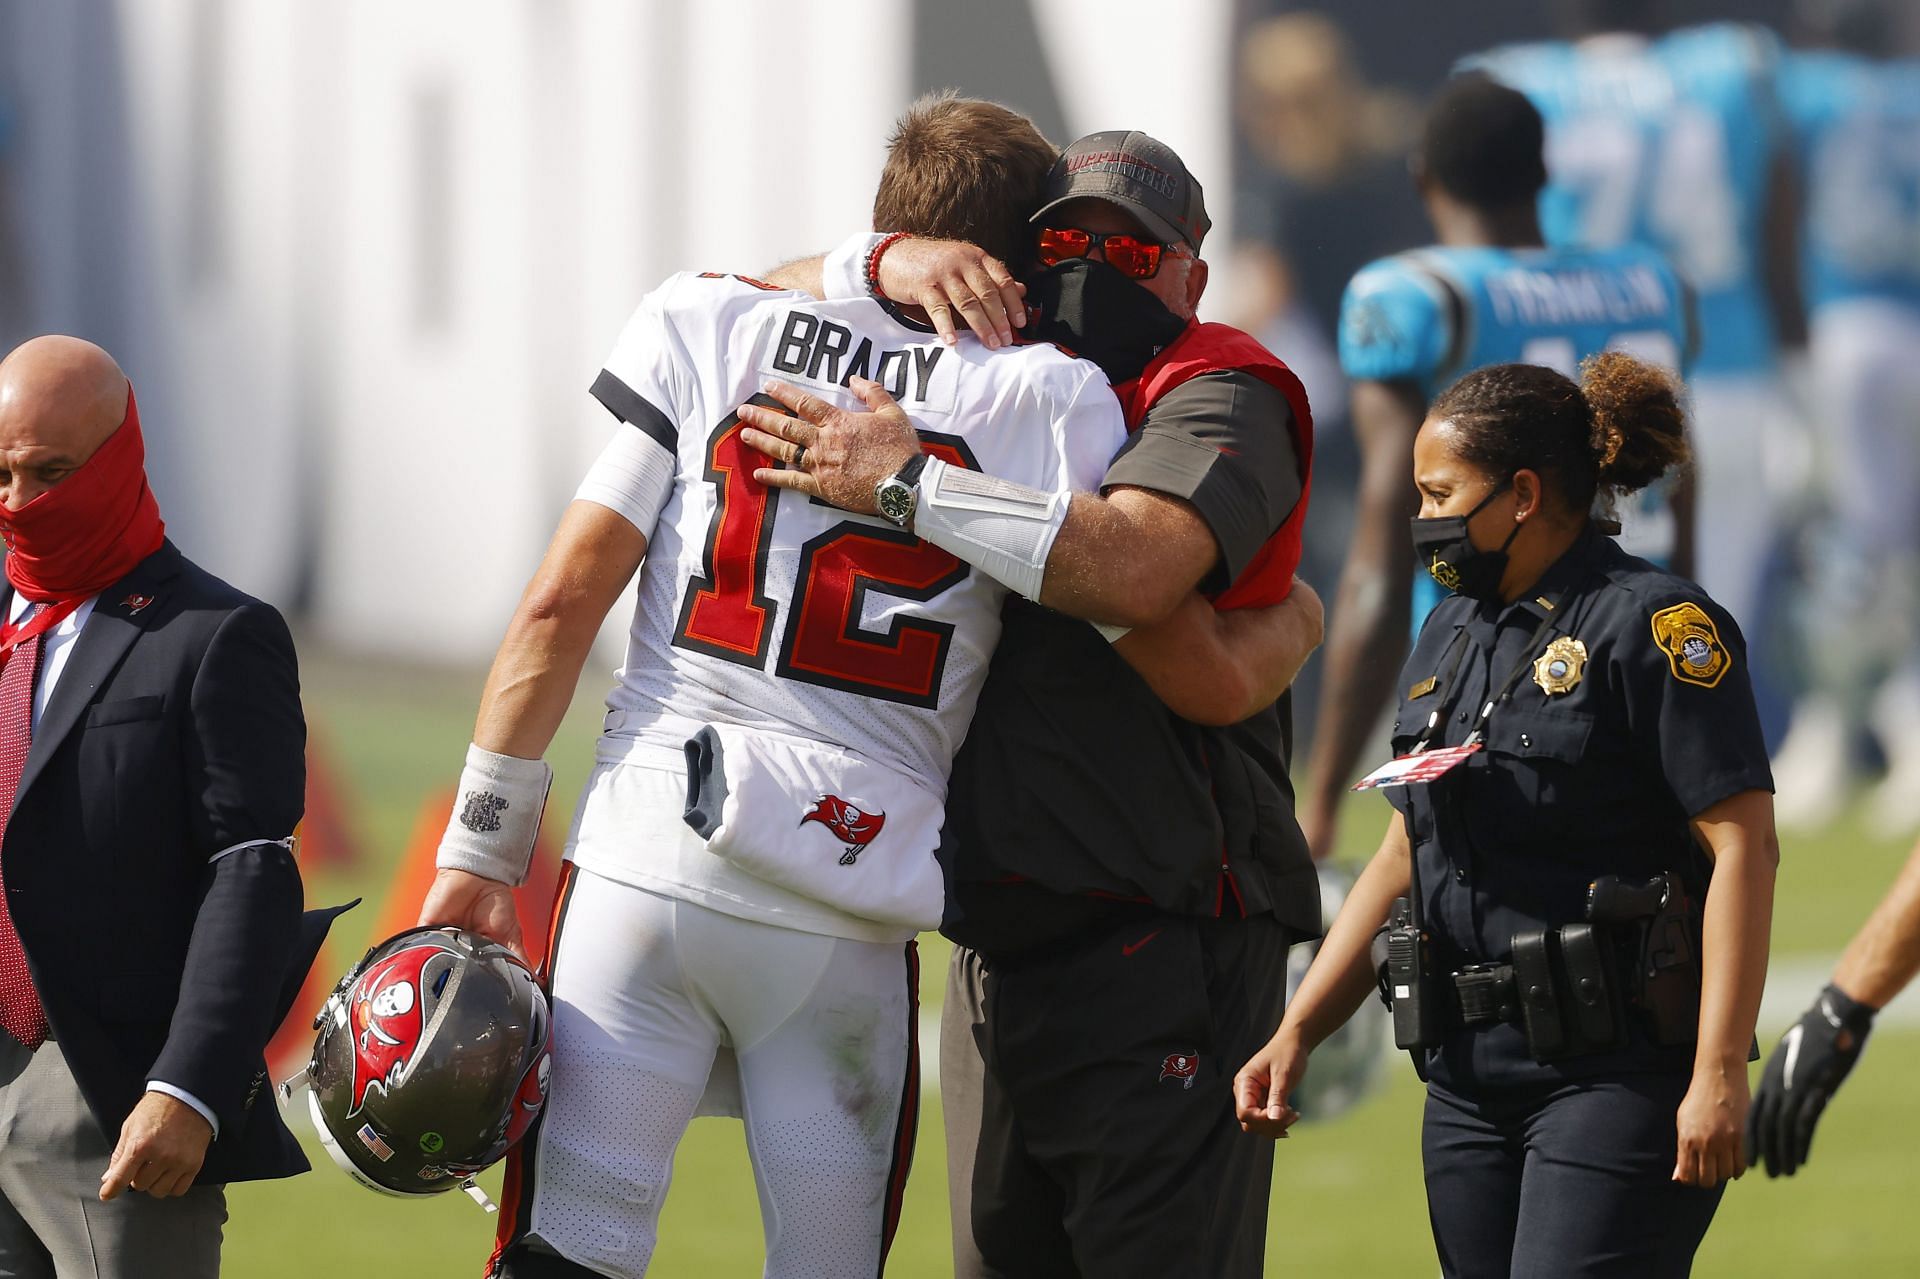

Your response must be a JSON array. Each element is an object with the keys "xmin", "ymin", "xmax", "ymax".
[
  {"xmin": 267, "ymin": 789, "xmax": 565, "ymax": 1083},
  {"xmin": 370, "ymin": 789, "xmax": 566, "ymax": 971},
  {"xmin": 297, "ymin": 728, "xmax": 363, "ymax": 874}
]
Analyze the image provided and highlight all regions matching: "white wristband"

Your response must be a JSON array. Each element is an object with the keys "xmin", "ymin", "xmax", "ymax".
[
  {"xmin": 436, "ymin": 744, "xmax": 553, "ymax": 886},
  {"xmin": 823, "ymin": 232, "xmax": 887, "ymax": 301},
  {"xmin": 910, "ymin": 456, "xmax": 1070, "ymax": 602}
]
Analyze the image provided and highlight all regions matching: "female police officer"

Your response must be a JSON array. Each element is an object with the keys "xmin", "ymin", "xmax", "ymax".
[{"xmin": 1235, "ymin": 354, "xmax": 1777, "ymax": 1277}]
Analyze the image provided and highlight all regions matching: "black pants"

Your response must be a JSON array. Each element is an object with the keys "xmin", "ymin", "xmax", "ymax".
[
  {"xmin": 943, "ymin": 912, "xmax": 1289, "ymax": 1279},
  {"xmin": 1423, "ymin": 1071, "xmax": 1725, "ymax": 1279}
]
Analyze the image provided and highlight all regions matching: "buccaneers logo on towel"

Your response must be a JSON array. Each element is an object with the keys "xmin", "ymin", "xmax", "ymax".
[
  {"xmin": 346, "ymin": 944, "xmax": 439, "ymax": 1116},
  {"xmin": 1159, "ymin": 1052, "xmax": 1199, "ymax": 1090},
  {"xmin": 801, "ymin": 794, "xmax": 887, "ymax": 866}
]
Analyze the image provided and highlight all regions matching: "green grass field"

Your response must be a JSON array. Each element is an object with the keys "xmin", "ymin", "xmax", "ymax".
[{"xmin": 218, "ymin": 649, "xmax": 1920, "ymax": 1276}]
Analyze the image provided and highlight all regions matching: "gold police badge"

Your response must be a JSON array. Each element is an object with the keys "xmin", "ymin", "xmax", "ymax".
[
  {"xmin": 1650, "ymin": 601, "xmax": 1730, "ymax": 688},
  {"xmin": 1532, "ymin": 636, "xmax": 1587, "ymax": 696}
]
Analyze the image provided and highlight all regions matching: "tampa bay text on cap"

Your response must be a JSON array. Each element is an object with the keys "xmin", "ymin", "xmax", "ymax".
[{"xmin": 1030, "ymin": 130, "xmax": 1212, "ymax": 253}]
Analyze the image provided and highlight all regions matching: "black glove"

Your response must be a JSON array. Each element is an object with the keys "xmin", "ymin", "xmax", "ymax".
[{"xmin": 1745, "ymin": 983, "xmax": 1876, "ymax": 1177}]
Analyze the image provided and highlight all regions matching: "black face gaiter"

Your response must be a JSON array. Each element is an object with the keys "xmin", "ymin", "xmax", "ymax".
[
  {"xmin": 1409, "ymin": 479, "xmax": 1520, "ymax": 602},
  {"xmin": 1020, "ymin": 258, "xmax": 1189, "ymax": 383}
]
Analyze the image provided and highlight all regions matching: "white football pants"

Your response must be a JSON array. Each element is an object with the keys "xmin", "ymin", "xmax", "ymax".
[{"xmin": 498, "ymin": 865, "xmax": 919, "ymax": 1279}]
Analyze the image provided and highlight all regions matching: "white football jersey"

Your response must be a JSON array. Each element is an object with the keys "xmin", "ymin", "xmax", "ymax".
[{"xmin": 584, "ymin": 271, "xmax": 1124, "ymax": 795}]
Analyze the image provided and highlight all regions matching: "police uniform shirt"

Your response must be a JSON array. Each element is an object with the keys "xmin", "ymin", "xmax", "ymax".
[
  {"xmin": 1384, "ymin": 526, "xmax": 1773, "ymax": 1084},
  {"xmin": 941, "ymin": 371, "xmax": 1317, "ymax": 953}
]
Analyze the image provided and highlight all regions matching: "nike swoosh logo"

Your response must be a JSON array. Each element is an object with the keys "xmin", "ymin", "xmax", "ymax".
[
  {"xmin": 1122, "ymin": 929, "xmax": 1163, "ymax": 957},
  {"xmin": 1782, "ymin": 1023, "xmax": 1804, "ymax": 1090}
]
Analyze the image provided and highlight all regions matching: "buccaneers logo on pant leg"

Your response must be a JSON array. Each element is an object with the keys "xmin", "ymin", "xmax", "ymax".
[
  {"xmin": 1159, "ymin": 1052, "xmax": 1199, "ymax": 1089},
  {"xmin": 800, "ymin": 793, "xmax": 887, "ymax": 866}
]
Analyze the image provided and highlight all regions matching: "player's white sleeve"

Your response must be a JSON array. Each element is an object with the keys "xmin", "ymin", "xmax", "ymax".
[
  {"xmin": 821, "ymin": 233, "xmax": 886, "ymax": 301},
  {"xmin": 909, "ymin": 365, "xmax": 1127, "ymax": 603},
  {"xmin": 1054, "ymin": 369, "xmax": 1132, "ymax": 641},
  {"xmin": 590, "ymin": 276, "xmax": 694, "ymax": 460},
  {"xmin": 575, "ymin": 424, "xmax": 676, "ymax": 537},
  {"xmin": 1051, "ymin": 366, "xmax": 1130, "ymax": 492}
]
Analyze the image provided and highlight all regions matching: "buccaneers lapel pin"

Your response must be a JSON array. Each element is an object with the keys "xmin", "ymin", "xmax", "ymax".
[
  {"xmin": 119, "ymin": 593, "xmax": 155, "ymax": 615},
  {"xmin": 1532, "ymin": 636, "xmax": 1587, "ymax": 696}
]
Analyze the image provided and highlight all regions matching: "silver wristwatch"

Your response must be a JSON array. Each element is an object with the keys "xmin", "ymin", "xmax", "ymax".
[{"xmin": 874, "ymin": 453, "xmax": 930, "ymax": 529}]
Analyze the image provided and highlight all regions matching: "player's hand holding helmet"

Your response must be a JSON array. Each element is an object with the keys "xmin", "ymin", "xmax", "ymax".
[
  {"xmin": 288, "ymin": 926, "xmax": 552, "ymax": 1204},
  {"xmin": 1746, "ymin": 983, "xmax": 1876, "ymax": 1178}
]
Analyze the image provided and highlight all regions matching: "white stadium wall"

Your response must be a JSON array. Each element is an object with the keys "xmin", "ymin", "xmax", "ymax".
[{"xmin": 0, "ymin": 0, "xmax": 1232, "ymax": 663}]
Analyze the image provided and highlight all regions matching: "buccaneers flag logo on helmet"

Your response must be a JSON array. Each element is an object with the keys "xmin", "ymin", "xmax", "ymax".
[
  {"xmin": 347, "ymin": 944, "xmax": 441, "ymax": 1115},
  {"xmin": 800, "ymin": 794, "xmax": 887, "ymax": 866}
]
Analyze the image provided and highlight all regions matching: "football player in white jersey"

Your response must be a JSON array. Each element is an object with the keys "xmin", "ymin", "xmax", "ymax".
[{"xmin": 416, "ymin": 97, "xmax": 1321, "ymax": 1279}]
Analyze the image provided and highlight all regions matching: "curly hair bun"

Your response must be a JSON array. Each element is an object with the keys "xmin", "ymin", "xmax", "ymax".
[{"xmin": 1579, "ymin": 350, "xmax": 1689, "ymax": 497}]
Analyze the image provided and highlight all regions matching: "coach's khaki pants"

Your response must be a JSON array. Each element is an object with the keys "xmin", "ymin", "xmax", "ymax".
[{"xmin": 0, "ymin": 1034, "xmax": 225, "ymax": 1278}]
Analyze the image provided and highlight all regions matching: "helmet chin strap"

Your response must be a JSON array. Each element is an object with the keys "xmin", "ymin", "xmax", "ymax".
[
  {"xmin": 277, "ymin": 1065, "xmax": 311, "ymax": 1106},
  {"xmin": 461, "ymin": 1180, "xmax": 499, "ymax": 1213}
]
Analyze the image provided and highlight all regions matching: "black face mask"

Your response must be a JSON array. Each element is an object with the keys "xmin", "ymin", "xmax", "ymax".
[
  {"xmin": 1410, "ymin": 479, "xmax": 1521, "ymax": 602},
  {"xmin": 1020, "ymin": 257, "xmax": 1189, "ymax": 383}
]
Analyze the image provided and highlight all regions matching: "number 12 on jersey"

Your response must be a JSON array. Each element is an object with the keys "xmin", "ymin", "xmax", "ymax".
[{"xmin": 672, "ymin": 395, "xmax": 980, "ymax": 709}]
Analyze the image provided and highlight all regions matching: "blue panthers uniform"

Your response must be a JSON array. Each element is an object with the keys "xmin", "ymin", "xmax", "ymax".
[
  {"xmin": 1467, "ymin": 24, "xmax": 1782, "ymax": 377},
  {"xmin": 1340, "ymin": 242, "xmax": 1692, "ymax": 628},
  {"xmin": 1781, "ymin": 51, "xmax": 1920, "ymax": 311}
]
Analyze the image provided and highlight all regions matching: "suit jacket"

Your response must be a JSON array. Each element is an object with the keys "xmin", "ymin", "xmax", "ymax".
[{"xmin": 3, "ymin": 541, "xmax": 334, "ymax": 1184}]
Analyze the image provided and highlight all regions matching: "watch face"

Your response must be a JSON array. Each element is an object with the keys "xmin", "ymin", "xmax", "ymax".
[{"xmin": 877, "ymin": 481, "xmax": 914, "ymax": 526}]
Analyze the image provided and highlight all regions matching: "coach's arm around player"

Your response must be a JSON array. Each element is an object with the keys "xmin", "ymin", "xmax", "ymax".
[
  {"xmin": 741, "ymin": 374, "xmax": 1320, "ymax": 727},
  {"xmin": 415, "ymin": 500, "xmax": 649, "ymax": 954},
  {"xmin": 1111, "ymin": 579, "xmax": 1323, "ymax": 727}
]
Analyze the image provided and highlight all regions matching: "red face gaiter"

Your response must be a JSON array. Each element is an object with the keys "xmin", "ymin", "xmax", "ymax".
[{"xmin": 0, "ymin": 388, "xmax": 166, "ymax": 603}]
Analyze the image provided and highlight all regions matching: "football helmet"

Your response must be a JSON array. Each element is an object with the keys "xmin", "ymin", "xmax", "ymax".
[
  {"xmin": 290, "ymin": 926, "xmax": 551, "ymax": 1198},
  {"xmin": 1286, "ymin": 862, "xmax": 1389, "ymax": 1122}
]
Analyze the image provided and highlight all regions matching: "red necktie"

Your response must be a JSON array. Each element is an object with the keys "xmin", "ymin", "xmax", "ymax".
[{"xmin": 0, "ymin": 607, "xmax": 49, "ymax": 1048}]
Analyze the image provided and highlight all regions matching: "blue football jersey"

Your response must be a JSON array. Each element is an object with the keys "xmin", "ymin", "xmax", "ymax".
[
  {"xmin": 1467, "ymin": 24, "xmax": 1783, "ymax": 377},
  {"xmin": 1339, "ymin": 242, "xmax": 1692, "ymax": 630},
  {"xmin": 1781, "ymin": 51, "xmax": 1920, "ymax": 311}
]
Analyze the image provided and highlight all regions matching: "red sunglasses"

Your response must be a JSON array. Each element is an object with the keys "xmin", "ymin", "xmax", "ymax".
[{"xmin": 1036, "ymin": 226, "xmax": 1174, "ymax": 279}]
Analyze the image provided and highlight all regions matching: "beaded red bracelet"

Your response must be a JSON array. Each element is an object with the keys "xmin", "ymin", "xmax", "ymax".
[{"xmin": 866, "ymin": 231, "xmax": 913, "ymax": 300}]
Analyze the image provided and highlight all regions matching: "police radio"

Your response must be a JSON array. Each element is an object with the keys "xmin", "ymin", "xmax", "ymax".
[{"xmin": 1382, "ymin": 897, "xmax": 1441, "ymax": 1055}]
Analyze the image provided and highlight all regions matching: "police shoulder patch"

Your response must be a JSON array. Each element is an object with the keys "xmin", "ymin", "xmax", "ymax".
[{"xmin": 1649, "ymin": 600, "xmax": 1730, "ymax": 688}]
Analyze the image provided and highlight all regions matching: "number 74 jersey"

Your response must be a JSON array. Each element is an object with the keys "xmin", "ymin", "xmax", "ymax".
[{"xmin": 584, "ymin": 271, "xmax": 1125, "ymax": 794}]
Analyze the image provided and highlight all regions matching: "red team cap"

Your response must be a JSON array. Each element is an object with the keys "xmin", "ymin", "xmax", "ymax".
[{"xmin": 1029, "ymin": 130, "xmax": 1212, "ymax": 253}]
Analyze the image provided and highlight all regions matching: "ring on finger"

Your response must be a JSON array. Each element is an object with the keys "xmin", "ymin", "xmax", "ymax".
[{"xmin": 792, "ymin": 444, "xmax": 807, "ymax": 469}]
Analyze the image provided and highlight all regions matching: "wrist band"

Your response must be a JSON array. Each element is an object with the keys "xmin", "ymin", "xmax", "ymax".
[
  {"xmin": 909, "ymin": 456, "xmax": 1070, "ymax": 602},
  {"xmin": 436, "ymin": 744, "xmax": 553, "ymax": 886},
  {"xmin": 866, "ymin": 231, "xmax": 914, "ymax": 301}
]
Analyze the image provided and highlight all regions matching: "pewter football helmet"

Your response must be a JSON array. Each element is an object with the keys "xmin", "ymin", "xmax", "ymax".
[{"xmin": 293, "ymin": 926, "xmax": 551, "ymax": 1198}]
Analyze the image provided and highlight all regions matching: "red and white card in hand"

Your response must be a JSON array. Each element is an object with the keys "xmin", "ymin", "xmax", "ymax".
[{"xmin": 1350, "ymin": 743, "xmax": 1483, "ymax": 792}]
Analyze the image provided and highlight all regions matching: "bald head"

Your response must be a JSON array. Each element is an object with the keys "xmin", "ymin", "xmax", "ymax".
[{"xmin": 0, "ymin": 336, "xmax": 130, "ymax": 510}]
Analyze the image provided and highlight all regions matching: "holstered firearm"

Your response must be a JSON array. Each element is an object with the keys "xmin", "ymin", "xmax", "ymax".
[{"xmin": 1586, "ymin": 871, "xmax": 1702, "ymax": 1047}]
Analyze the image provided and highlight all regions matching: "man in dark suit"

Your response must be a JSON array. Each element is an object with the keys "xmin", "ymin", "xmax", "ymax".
[{"xmin": 0, "ymin": 335, "xmax": 324, "ymax": 1276}]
